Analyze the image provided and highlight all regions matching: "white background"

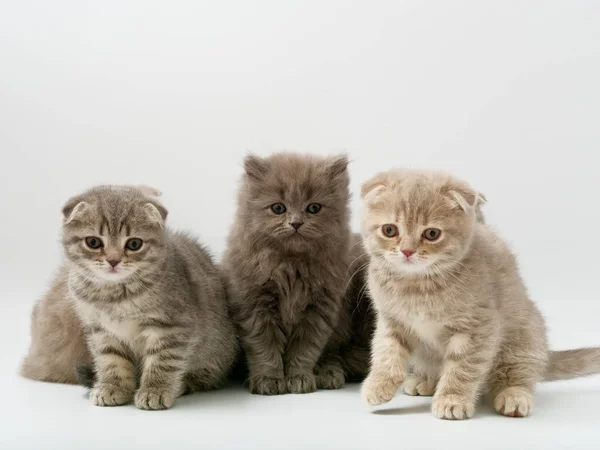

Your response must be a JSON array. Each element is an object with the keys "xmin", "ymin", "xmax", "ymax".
[{"xmin": 1, "ymin": 1, "xmax": 600, "ymax": 449}]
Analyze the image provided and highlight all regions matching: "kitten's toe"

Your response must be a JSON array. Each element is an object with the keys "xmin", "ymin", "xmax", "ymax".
[
  {"xmin": 316, "ymin": 368, "xmax": 345, "ymax": 390},
  {"xmin": 90, "ymin": 384, "xmax": 133, "ymax": 407},
  {"xmin": 286, "ymin": 373, "xmax": 317, "ymax": 394},
  {"xmin": 432, "ymin": 394, "xmax": 475, "ymax": 420},
  {"xmin": 402, "ymin": 376, "xmax": 435, "ymax": 396},
  {"xmin": 494, "ymin": 386, "xmax": 532, "ymax": 418},
  {"xmin": 361, "ymin": 376, "xmax": 400, "ymax": 405},
  {"xmin": 134, "ymin": 387, "xmax": 175, "ymax": 410},
  {"xmin": 249, "ymin": 375, "xmax": 287, "ymax": 395}
]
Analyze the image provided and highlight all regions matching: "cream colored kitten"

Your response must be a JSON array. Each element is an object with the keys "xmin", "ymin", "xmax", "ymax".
[{"xmin": 360, "ymin": 169, "xmax": 600, "ymax": 419}]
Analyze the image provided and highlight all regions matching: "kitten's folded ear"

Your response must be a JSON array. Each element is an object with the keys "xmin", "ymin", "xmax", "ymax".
[
  {"xmin": 144, "ymin": 201, "xmax": 168, "ymax": 228},
  {"xmin": 325, "ymin": 154, "xmax": 349, "ymax": 179},
  {"xmin": 62, "ymin": 196, "xmax": 90, "ymax": 225},
  {"xmin": 360, "ymin": 172, "xmax": 388, "ymax": 200},
  {"xmin": 244, "ymin": 154, "xmax": 269, "ymax": 180},
  {"xmin": 448, "ymin": 183, "xmax": 487, "ymax": 213}
]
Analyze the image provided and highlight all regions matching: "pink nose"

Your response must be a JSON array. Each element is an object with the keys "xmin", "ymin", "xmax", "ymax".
[{"xmin": 402, "ymin": 250, "xmax": 415, "ymax": 258}]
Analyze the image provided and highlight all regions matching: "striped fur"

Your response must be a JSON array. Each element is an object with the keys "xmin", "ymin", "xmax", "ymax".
[{"xmin": 42, "ymin": 185, "xmax": 237, "ymax": 410}]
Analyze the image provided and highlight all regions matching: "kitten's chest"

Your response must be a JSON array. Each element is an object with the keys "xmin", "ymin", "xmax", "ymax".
[
  {"xmin": 74, "ymin": 296, "xmax": 147, "ymax": 349},
  {"xmin": 374, "ymin": 280, "xmax": 448, "ymax": 350},
  {"xmin": 271, "ymin": 260, "xmax": 315, "ymax": 330}
]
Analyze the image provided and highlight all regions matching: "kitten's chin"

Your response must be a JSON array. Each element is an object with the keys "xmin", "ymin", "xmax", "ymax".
[
  {"xmin": 384, "ymin": 255, "xmax": 431, "ymax": 275},
  {"xmin": 91, "ymin": 268, "xmax": 135, "ymax": 283}
]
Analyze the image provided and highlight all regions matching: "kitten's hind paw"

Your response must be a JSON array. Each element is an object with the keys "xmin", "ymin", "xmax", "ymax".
[
  {"xmin": 135, "ymin": 387, "xmax": 175, "ymax": 410},
  {"xmin": 316, "ymin": 368, "xmax": 345, "ymax": 390},
  {"xmin": 494, "ymin": 386, "xmax": 532, "ymax": 418},
  {"xmin": 432, "ymin": 394, "xmax": 475, "ymax": 420},
  {"xmin": 90, "ymin": 384, "xmax": 133, "ymax": 407},
  {"xmin": 402, "ymin": 376, "xmax": 435, "ymax": 396},
  {"xmin": 286, "ymin": 373, "xmax": 317, "ymax": 394},
  {"xmin": 249, "ymin": 375, "xmax": 287, "ymax": 395}
]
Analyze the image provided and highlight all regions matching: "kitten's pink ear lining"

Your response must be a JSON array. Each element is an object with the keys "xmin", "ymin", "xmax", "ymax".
[
  {"xmin": 62, "ymin": 200, "xmax": 90, "ymax": 225},
  {"xmin": 144, "ymin": 202, "xmax": 168, "ymax": 228}
]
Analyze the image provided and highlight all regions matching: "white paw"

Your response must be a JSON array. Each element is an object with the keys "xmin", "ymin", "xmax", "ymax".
[
  {"xmin": 402, "ymin": 376, "xmax": 435, "ymax": 396},
  {"xmin": 361, "ymin": 375, "xmax": 401, "ymax": 406},
  {"xmin": 90, "ymin": 384, "xmax": 133, "ymax": 407},
  {"xmin": 432, "ymin": 394, "xmax": 475, "ymax": 420},
  {"xmin": 494, "ymin": 387, "xmax": 532, "ymax": 418},
  {"xmin": 134, "ymin": 387, "xmax": 176, "ymax": 410}
]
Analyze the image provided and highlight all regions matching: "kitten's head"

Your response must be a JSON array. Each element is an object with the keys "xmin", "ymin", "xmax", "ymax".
[
  {"xmin": 360, "ymin": 169, "xmax": 485, "ymax": 275},
  {"xmin": 61, "ymin": 185, "xmax": 168, "ymax": 283},
  {"xmin": 238, "ymin": 152, "xmax": 350, "ymax": 248}
]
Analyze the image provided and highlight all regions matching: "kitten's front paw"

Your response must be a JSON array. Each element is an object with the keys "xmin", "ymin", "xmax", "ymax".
[
  {"xmin": 361, "ymin": 375, "xmax": 400, "ymax": 405},
  {"xmin": 90, "ymin": 384, "xmax": 133, "ymax": 407},
  {"xmin": 402, "ymin": 376, "xmax": 435, "ymax": 396},
  {"xmin": 134, "ymin": 387, "xmax": 175, "ymax": 410},
  {"xmin": 316, "ymin": 368, "xmax": 345, "ymax": 390},
  {"xmin": 249, "ymin": 376, "xmax": 287, "ymax": 395},
  {"xmin": 286, "ymin": 373, "xmax": 317, "ymax": 394},
  {"xmin": 432, "ymin": 394, "xmax": 475, "ymax": 420},
  {"xmin": 494, "ymin": 386, "xmax": 532, "ymax": 418}
]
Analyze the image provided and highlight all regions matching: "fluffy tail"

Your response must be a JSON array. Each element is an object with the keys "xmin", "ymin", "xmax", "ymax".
[
  {"xmin": 545, "ymin": 348, "xmax": 600, "ymax": 381},
  {"xmin": 76, "ymin": 362, "xmax": 96, "ymax": 388}
]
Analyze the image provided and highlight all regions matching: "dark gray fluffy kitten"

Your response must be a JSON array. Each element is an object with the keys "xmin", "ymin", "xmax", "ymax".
[{"xmin": 224, "ymin": 153, "xmax": 373, "ymax": 395}]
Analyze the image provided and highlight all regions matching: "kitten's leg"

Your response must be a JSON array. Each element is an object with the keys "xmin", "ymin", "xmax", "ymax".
[
  {"xmin": 361, "ymin": 316, "xmax": 411, "ymax": 405},
  {"xmin": 88, "ymin": 326, "xmax": 136, "ymax": 407},
  {"xmin": 402, "ymin": 347, "xmax": 439, "ymax": 397},
  {"xmin": 488, "ymin": 337, "xmax": 547, "ymax": 417},
  {"xmin": 432, "ymin": 331, "xmax": 498, "ymax": 420},
  {"xmin": 237, "ymin": 296, "xmax": 287, "ymax": 395},
  {"xmin": 135, "ymin": 326, "xmax": 191, "ymax": 410},
  {"xmin": 284, "ymin": 291, "xmax": 343, "ymax": 394},
  {"xmin": 315, "ymin": 348, "xmax": 345, "ymax": 390}
]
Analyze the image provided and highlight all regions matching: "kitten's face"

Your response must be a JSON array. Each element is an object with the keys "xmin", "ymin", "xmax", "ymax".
[
  {"xmin": 61, "ymin": 186, "xmax": 168, "ymax": 284},
  {"xmin": 361, "ymin": 170, "xmax": 483, "ymax": 276},
  {"xmin": 239, "ymin": 153, "xmax": 350, "ymax": 247}
]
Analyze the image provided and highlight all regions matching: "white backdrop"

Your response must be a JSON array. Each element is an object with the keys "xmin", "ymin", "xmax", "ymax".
[{"xmin": 1, "ymin": 1, "xmax": 600, "ymax": 449}]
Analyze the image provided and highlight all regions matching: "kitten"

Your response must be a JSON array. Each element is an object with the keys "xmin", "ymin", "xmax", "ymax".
[
  {"xmin": 21, "ymin": 266, "xmax": 92, "ymax": 384},
  {"xmin": 55, "ymin": 185, "xmax": 237, "ymax": 409},
  {"xmin": 224, "ymin": 152, "xmax": 372, "ymax": 394},
  {"xmin": 359, "ymin": 169, "xmax": 600, "ymax": 419},
  {"xmin": 20, "ymin": 185, "xmax": 164, "ymax": 385}
]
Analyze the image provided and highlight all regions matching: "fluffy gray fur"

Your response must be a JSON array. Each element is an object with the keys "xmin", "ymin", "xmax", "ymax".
[
  {"xmin": 223, "ymin": 152, "xmax": 373, "ymax": 395},
  {"xmin": 61, "ymin": 185, "xmax": 238, "ymax": 410}
]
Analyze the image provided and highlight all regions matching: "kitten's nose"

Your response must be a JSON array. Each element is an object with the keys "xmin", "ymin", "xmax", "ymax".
[
  {"xmin": 108, "ymin": 260, "xmax": 121, "ymax": 268},
  {"xmin": 401, "ymin": 250, "xmax": 415, "ymax": 258},
  {"xmin": 290, "ymin": 221, "xmax": 303, "ymax": 231}
]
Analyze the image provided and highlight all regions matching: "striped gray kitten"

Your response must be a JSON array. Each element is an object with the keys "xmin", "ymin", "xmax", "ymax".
[{"xmin": 62, "ymin": 185, "xmax": 237, "ymax": 410}]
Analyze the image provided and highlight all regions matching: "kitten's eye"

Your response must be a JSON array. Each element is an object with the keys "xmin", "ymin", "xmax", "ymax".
[
  {"xmin": 381, "ymin": 224, "xmax": 399, "ymax": 238},
  {"xmin": 306, "ymin": 203, "xmax": 322, "ymax": 214},
  {"xmin": 85, "ymin": 237, "xmax": 103, "ymax": 249},
  {"xmin": 270, "ymin": 203, "xmax": 287, "ymax": 215},
  {"xmin": 125, "ymin": 238, "xmax": 143, "ymax": 251},
  {"xmin": 423, "ymin": 228, "xmax": 442, "ymax": 241}
]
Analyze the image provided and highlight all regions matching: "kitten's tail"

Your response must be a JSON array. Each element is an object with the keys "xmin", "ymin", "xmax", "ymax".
[
  {"xmin": 76, "ymin": 362, "xmax": 96, "ymax": 388},
  {"xmin": 545, "ymin": 348, "xmax": 600, "ymax": 381}
]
